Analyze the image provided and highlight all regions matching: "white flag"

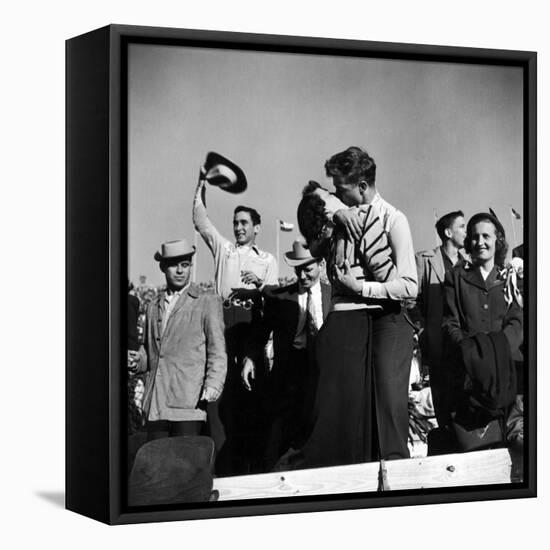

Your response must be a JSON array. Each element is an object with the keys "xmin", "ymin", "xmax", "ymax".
[{"xmin": 279, "ymin": 220, "xmax": 294, "ymax": 232}]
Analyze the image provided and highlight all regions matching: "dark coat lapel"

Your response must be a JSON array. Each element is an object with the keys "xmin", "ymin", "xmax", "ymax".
[
  {"xmin": 460, "ymin": 265, "xmax": 489, "ymax": 291},
  {"xmin": 320, "ymin": 282, "xmax": 331, "ymax": 321}
]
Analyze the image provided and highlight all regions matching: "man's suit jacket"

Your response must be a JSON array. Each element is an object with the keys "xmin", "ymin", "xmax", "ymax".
[
  {"xmin": 413, "ymin": 246, "xmax": 467, "ymax": 366},
  {"xmin": 141, "ymin": 284, "xmax": 227, "ymax": 421},
  {"xmin": 253, "ymin": 281, "xmax": 331, "ymax": 370}
]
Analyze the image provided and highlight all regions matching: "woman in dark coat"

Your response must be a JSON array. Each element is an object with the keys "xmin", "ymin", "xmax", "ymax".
[{"xmin": 442, "ymin": 213, "xmax": 523, "ymax": 450}]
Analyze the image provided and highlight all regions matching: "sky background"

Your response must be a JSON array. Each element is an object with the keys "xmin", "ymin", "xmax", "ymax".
[{"xmin": 128, "ymin": 44, "xmax": 523, "ymax": 287}]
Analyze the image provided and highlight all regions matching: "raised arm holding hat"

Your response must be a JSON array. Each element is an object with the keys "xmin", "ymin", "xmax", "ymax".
[
  {"xmin": 193, "ymin": 152, "xmax": 278, "ymax": 300},
  {"xmin": 191, "ymin": 153, "xmax": 279, "ymax": 476}
]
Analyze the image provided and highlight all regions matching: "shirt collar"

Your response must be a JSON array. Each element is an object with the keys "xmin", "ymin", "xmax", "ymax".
[
  {"xmin": 165, "ymin": 284, "xmax": 189, "ymax": 299},
  {"xmin": 370, "ymin": 191, "xmax": 382, "ymax": 206},
  {"xmin": 235, "ymin": 242, "xmax": 260, "ymax": 254},
  {"xmin": 298, "ymin": 280, "xmax": 321, "ymax": 295}
]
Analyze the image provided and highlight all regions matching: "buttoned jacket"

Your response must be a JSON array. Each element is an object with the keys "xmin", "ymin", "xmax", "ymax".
[
  {"xmin": 442, "ymin": 263, "xmax": 523, "ymax": 358},
  {"xmin": 141, "ymin": 284, "xmax": 227, "ymax": 421}
]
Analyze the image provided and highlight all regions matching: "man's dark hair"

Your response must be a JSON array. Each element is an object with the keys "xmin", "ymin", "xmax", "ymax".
[
  {"xmin": 464, "ymin": 212, "xmax": 508, "ymax": 268},
  {"xmin": 297, "ymin": 183, "xmax": 327, "ymax": 245},
  {"xmin": 435, "ymin": 210, "xmax": 464, "ymax": 242},
  {"xmin": 234, "ymin": 205, "xmax": 261, "ymax": 226},
  {"xmin": 325, "ymin": 146, "xmax": 376, "ymax": 186}
]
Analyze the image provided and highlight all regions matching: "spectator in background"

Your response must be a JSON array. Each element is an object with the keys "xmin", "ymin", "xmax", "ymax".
[
  {"xmin": 193, "ymin": 159, "xmax": 278, "ymax": 475},
  {"xmin": 412, "ymin": 210, "xmax": 468, "ymax": 450},
  {"xmin": 137, "ymin": 239, "xmax": 227, "ymax": 441},
  {"xmin": 242, "ymin": 240, "xmax": 331, "ymax": 470},
  {"xmin": 443, "ymin": 213, "xmax": 523, "ymax": 452}
]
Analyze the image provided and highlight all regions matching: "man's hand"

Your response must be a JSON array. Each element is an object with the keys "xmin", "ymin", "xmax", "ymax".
[
  {"xmin": 241, "ymin": 357, "xmax": 256, "ymax": 391},
  {"xmin": 127, "ymin": 350, "xmax": 140, "ymax": 373},
  {"xmin": 199, "ymin": 164, "xmax": 207, "ymax": 182},
  {"xmin": 333, "ymin": 208, "xmax": 363, "ymax": 242},
  {"xmin": 241, "ymin": 270, "xmax": 263, "ymax": 288},
  {"xmin": 333, "ymin": 260, "xmax": 363, "ymax": 295},
  {"xmin": 200, "ymin": 386, "xmax": 221, "ymax": 402}
]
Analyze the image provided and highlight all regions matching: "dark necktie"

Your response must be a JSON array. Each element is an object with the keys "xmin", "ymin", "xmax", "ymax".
[{"xmin": 306, "ymin": 289, "xmax": 318, "ymax": 338}]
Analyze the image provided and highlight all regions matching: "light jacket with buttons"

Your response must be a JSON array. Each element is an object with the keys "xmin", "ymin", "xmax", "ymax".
[{"xmin": 141, "ymin": 284, "xmax": 227, "ymax": 421}]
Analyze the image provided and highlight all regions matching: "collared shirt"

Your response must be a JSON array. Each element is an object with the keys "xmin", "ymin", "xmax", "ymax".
[
  {"xmin": 161, "ymin": 286, "xmax": 187, "ymax": 335},
  {"xmin": 193, "ymin": 183, "xmax": 279, "ymax": 299},
  {"xmin": 293, "ymin": 281, "xmax": 323, "ymax": 349},
  {"xmin": 359, "ymin": 192, "xmax": 418, "ymax": 301}
]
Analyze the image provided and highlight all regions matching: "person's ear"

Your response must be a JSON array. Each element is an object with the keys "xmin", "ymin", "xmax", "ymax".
[
  {"xmin": 254, "ymin": 224, "xmax": 261, "ymax": 236},
  {"xmin": 358, "ymin": 180, "xmax": 368, "ymax": 194},
  {"xmin": 159, "ymin": 262, "xmax": 166, "ymax": 274},
  {"xmin": 444, "ymin": 227, "xmax": 452, "ymax": 240}
]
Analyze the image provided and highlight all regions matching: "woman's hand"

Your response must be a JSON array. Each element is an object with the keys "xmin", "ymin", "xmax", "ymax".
[
  {"xmin": 333, "ymin": 208, "xmax": 363, "ymax": 242},
  {"xmin": 333, "ymin": 260, "xmax": 363, "ymax": 295}
]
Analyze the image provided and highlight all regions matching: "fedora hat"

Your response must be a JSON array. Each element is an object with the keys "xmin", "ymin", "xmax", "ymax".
[
  {"xmin": 202, "ymin": 151, "xmax": 247, "ymax": 194},
  {"xmin": 154, "ymin": 239, "xmax": 196, "ymax": 262},
  {"xmin": 284, "ymin": 240, "xmax": 320, "ymax": 268}
]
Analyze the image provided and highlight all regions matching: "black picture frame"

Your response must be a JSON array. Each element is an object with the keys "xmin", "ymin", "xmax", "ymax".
[{"xmin": 66, "ymin": 24, "xmax": 537, "ymax": 525}]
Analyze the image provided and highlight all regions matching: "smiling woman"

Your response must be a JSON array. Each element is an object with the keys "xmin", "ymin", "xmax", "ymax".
[{"xmin": 442, "ymin": 212, "xmax": 523, "ymax": 453}]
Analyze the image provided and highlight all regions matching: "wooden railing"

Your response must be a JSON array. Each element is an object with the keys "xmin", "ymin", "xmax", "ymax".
[{"xmin": 214, "ymin": 448, "xmax": 514, "ymax": 500}]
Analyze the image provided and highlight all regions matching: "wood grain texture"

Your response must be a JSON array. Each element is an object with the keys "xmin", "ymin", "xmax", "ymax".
[
  {"xmin": 383, "ymin": 448, "xmax": 512, "ymax": 490},
  {"xmin": 214, "ymin": 449, "xmax": 512, "ymax": 500}
]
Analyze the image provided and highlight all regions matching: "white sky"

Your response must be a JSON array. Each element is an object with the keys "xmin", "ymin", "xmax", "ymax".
[{"xmin": 128, "ymin": 44, "xmax": 523, "ymax": 286}]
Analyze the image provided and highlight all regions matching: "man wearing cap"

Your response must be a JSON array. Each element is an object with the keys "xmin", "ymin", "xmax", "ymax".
[
  {"xmin": 192, "ymin": 152, "xmax": 278, "ymax": 475},
  {"xmin": 137, "ymin": 239, "xmax": 227, "ymax": 440},
  {"xmin": 241, "ymin": 240, "xmax": 331, "ymax": 470}
]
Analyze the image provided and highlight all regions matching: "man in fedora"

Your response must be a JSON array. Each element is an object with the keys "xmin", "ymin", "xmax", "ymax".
[
  {"xmin": 193, "ymin": 152, "xmax": 279, "ymax": 475},
  {"xmin": 242, "ymin": 240, "xmax": 331, "ymax": 470},
  {"xmin": 137, "ymin": 239, "xmax": 227, "ymax": 441}
]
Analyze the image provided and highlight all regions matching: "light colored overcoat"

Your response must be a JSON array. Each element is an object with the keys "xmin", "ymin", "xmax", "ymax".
[{"xmin": 142, "ymin": 284, "xmax": 227, "ymax": 421}]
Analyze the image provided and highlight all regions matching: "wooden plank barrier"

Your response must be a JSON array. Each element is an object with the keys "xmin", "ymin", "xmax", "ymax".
[{"xmin": 214, "ymin": 448, "xmax": 512, "ymax": 501}]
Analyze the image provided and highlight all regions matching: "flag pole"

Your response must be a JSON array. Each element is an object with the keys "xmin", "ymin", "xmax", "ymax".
[
  {"xmin": 509, "ymin": 205, "xmax": 518, "ymax": 249},
  {"xmin": 276, "ymin": 218, "xmax": 280, "ymax": 268},
  {"xmin": 193, "ymin": 230, "xmax": 198, "ymax": 283}
]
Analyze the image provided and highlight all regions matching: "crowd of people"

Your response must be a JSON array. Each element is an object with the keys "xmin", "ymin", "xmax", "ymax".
[{"xmin": 127, "ymin": 145, "xmax": 525, "ymax": 483}]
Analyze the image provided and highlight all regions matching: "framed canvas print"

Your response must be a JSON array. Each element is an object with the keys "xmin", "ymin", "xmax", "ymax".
[{"xmin": 66, "ymin": 24, "xmax": 537, "ymax": 525}]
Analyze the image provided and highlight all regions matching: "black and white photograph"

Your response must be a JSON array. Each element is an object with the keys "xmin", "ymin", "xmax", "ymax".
[
  {"xmin": 9, "ymin": 0, "xmax": 548, "ymax": 545},
  {"xmin": 124, "ymin": 36, "xmax": 531, "ymax": 507}
]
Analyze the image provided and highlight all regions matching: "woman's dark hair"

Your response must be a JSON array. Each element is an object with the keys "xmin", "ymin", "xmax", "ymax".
[
  {"xmin": 324, "ymin": 146, "xmax": 376, "ymax": 186},
  {"xmin": 297, "ymin": 181, "xmax": 328, "ymax": 245},
  {"xmin": 465, "ymin": 212, "xmax": 508, "ymax": 267}
]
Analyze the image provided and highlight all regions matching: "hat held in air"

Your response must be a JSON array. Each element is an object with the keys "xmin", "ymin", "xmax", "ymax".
[{"xmin": 202, "ymin": 151, "xmax": 247, "ymax": 194}]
